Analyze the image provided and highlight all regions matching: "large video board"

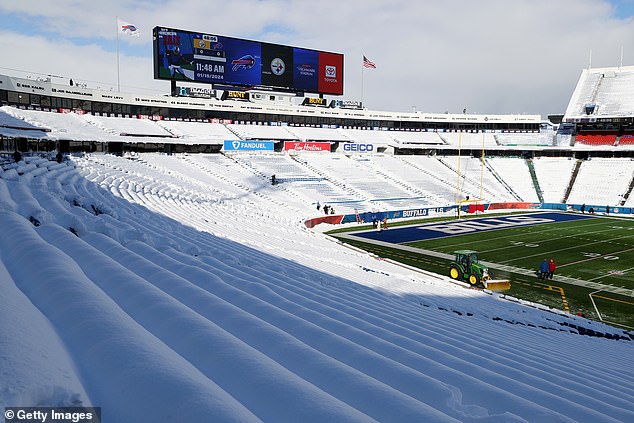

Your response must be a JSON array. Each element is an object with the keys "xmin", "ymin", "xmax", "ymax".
[{"xmin": 153, "ymin": 26, "xmax": 344, "ymax": 95}]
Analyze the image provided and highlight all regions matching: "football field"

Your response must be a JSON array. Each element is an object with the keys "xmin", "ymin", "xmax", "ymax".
[{"xmin": 333, "ymin": 212, "xmax": 634, "ymax": 329}]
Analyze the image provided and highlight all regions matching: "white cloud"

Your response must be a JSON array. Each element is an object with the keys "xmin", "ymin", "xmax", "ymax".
[{"xmin": 1, "ymin": 0, "xmax": 634, "ymax": 116}]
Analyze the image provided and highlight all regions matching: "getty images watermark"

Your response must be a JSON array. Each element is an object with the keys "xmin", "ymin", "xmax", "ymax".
[{"xmin": 4, "ymin": 407, "xmax": 101, "ymax": 423}]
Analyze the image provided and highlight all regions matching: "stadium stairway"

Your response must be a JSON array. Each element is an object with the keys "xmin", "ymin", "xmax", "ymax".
[
  {"xmin": 224, "ymin": 123, "xmax": 244, "ymax": 140},
  {"xmin": 436, "ymin": 157, "xmax": 500, "ymax": 200},
  {"xmin": 288, "ymin": 155, "xmax": 368, "ymax": 204},
  {"xmin": 620, "ymin": 171, "xmax": 634, "ymax": 205},
  {"xmin": 562, "ymin": 159, "xmax": 583, "ymax": 203},
  {"xmin": 483, "ymin": 159, "xmax": 522, "ymax": 201},
  {"xmin": 525, "ymin": 158, "xmax": 544, "ymax": 203},
  {"xmin": 352, "ymin": 156, "xmax": 439, "ymax": 203},
  {"xmin": 398, "ymin": 156, "xmax": 462, "ymax": 198}
]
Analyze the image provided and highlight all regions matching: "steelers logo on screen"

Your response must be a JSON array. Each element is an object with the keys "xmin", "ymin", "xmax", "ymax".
[{"xmin": 271, "ymin": 58, "xmax": 286, "ymax": 76}]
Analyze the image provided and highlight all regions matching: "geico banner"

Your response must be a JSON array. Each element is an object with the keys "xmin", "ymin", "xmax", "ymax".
[
  {"xmin": 284, "ymin": 141, "xmax": 330, "ymax": 152},
  {"xmin": 342, "ymin": 143, "xmax": 374, "ymax": 153},
  {"xmin": 223, "ymin": 140, "xmax": 274, "ymax": 151}
]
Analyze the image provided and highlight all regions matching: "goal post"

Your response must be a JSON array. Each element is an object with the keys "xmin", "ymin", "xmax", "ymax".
[{"xmin": 455, "ymin": 130, "xmax": 487, "ymax": 219}]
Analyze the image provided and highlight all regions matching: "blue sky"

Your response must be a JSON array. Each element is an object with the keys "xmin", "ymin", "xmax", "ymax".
[
  {"xmin": 1, "ymin": 0, "xmax": 634, "ymax": 116},
  {"xmin": 612, "ymin": 0, "xmax": 634, "ymax": 17}
]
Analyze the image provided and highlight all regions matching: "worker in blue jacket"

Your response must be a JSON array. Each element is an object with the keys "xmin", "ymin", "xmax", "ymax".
[{"xmin": 539, "ymin": 258, "xmax": 549, "ymax": 280}]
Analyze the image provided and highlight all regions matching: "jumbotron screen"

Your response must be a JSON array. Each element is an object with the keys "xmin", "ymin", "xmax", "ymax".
[{"xmin": 153, "ymin": 26, "xmax": 344, "ymax": 95}]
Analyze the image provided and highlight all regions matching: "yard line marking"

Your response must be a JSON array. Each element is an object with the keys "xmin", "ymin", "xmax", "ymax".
[
  {"xmin": 477, "ymin": 223, "xmax": 627, "ymax": 254},
  {"xmin": 435, "ymin": 219, "xmax": 615, "ymax": 251},
  {"xmin": 591, "ymin": 294, "xmax": 634, "ymax": 306},
  {"xmin": 558, "ymin": 247, "xmax": 634, "ymax": 268},
  {"xmin": 500, "ymin": 232, "xmax": 634, "ymax": 264},
  {"xmin": 587, "ymin": 265, "xmax": 634, "ymax": 282}
]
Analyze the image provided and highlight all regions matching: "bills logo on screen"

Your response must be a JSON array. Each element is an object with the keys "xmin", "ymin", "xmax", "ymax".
[
  {"xmin": 325, "ymin": 65, "xmax": 336, "ymax": 78},
  {"xmin": 271, "ymin": 58, "xmax": 286, "ymax": 75},
  {"xmin": 232, "ymin": 55, "xmax": 256, "ymax": 71}
]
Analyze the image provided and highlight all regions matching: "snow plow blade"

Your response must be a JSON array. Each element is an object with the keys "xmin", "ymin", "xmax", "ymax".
[{"xmin": 483, "ymin": 279, "xmax": 511, "ymax": 291}]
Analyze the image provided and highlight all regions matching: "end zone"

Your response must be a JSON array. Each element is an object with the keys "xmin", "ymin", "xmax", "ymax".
[{"xmin": 347, "ymin": 212, "xmax": 595, "ymax": 244}]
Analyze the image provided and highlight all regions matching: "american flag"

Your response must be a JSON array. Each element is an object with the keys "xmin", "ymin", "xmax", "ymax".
[{"xmin": 363, "ymin": 56, "xmax": 376, "ymax": 69}]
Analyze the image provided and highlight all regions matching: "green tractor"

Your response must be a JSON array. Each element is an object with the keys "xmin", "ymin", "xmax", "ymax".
[{"xmin": 449, "ymin": 250, "xmax": 510, "ymax": 291}]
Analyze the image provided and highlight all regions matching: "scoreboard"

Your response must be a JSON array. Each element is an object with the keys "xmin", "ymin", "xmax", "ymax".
[{"xmin": 153, "ymin": 26, "xmax": 344, "ymax": 95}]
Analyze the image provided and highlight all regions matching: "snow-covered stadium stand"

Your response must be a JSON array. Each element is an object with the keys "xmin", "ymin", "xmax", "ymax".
[
  {"xmin": 285, "ymin": 126, "xmax": 350, "ymax": 141},
  {"xmin": 342, "ymin": 128, "xmax": 398, "ymax": 145},
  {"xmin": 390, "ymin": 130, "xmax": 446, "ymax": 146},
  {"xmin": 495, "ymin": 132, "xmax": 553, "ymax": 146},
  {"xmin": 567, "ymin": 158, "xmax": 634, "ymax": 205},
  {"xmin": 0, "ymin": 107, "xmax": 52, "ymax": 139},
  {"xmin": 439, "ymin": 131, "xmax": 498, "ymax": 148},
  {"xmin": 82, "ymin": 114, "xmax": 174, "ymax": 138},
  {"xmin": 564, "ymin": 65, "xmax": 634, "ymax": 119},
  {"xmin": 486, "ymin": 157, "xmax": 539, "ymax": 202},
  {"xmin": 2, "ymin": 152, "xmax": 632, "ymax": 422},
  {"xmin": 3, "ymin": 107, "xmax": 115, "ymax": 141},
  {"xmin": 156, "ymin": 120, "xmax": 235, "ymax": 144},
  {"xmin": 532, "ymin": 157, "xmax": 578, "ymax": 203},
  {"xmin": 226, "ymin": 123, "xmax": 298, "ymax": 140}
]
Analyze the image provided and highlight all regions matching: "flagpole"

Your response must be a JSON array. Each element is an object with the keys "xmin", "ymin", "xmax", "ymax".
[
  {"xmin": 361, "ymin": 56, "xmax": 364, "ymax": 105},
  {"xmin": 116, "ymin": 16, "xmax": 121, "ymax": 92}
]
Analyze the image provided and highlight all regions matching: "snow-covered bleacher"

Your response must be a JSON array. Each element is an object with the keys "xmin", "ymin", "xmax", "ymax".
[
  {"xmin": 592, "ymin": 68, "xmax": 634, "ymax": 117},
  {"xmin": 342, "ymin": 128, "xmax": 397, "ymax": 145},
  {"xmin": 284, "ymin": 125, "xmax": 350, "ymax": 141},
  {"xmin": 446, "ymin": 156, "xmax": 513, "ymax": 201},
  {"xmin": 3, "ymin": 107, "xmax": 115, "ymax": 141},
  {"xmin": 230, "ymin": 153, "xmax": 360, "ymax": 211},
  {"xmin": 619, "ymin": 135, "xmax": 634, "ymax": 149},
  {"xmin": 390, "ymin": 130, "xmax": 445, "ymax": 146},
  {"xmin": 362, "ymin": 155, "xmax": 452, "ymax": 205},
  {"xmin": 486, "ymin": 157, "xmax": 539, "ymax": 202},
  {"xmin": 532, "ymin": 157, "xmax": 577, "ymax": 203},
  {"xmin": 298, "ymin": 153, "xmax": 424, "ymax": 210},
  {"xmin": 3, "ymin": 152, "xmax": 631, "ymax": 422},
  {"xmin": 0, "ymin": 107, "xmax": 52, "ymax": 139},
  {"xmin": 226, "ymin": 123, "xmax": 297, "ymax": 140},
  {"xmin": 574, "ymin": 134, "xmax": 617, "ymax": 147},
  {"xmin": 156, "ymin": 120, "xmax": 234, "ymax": 144},
  {"xmin": 564, "ymin": 66, "xmax": 634, "ymax": 118},
  {"xmin": 564, "ymin": 69, "xmax": 603, "ymax": 117},
  {"xmin": 83, "ymin": 115, "xmax": 175, "ymax": 138},
  {"xmin": 567, "ymin": 158, "xmax": 634, "ymax": 205},
  {"xmin": 439, "ymin": 131, "xmax": 498, "ymax": 148},
  {"xmin": 495, "ymin": 132, "xmax": 553, "ymax": 146}
]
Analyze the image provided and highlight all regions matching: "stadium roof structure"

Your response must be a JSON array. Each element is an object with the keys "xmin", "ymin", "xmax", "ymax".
[{"xmin": 564, "ymin": 65, "xmax": 634, "ymax": 120}]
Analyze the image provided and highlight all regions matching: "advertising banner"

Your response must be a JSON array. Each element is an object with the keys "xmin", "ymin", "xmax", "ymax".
[
  {"xmin": 284, "ymin": 141, "xmax": 330, "ymax": 152},
  {"xmin": 342, "ymin": 143, "xmax": 375, "ymax": 153},
  {"xmin": 223, "ymin": 140, "xmax": 275, "ymax": 151}
]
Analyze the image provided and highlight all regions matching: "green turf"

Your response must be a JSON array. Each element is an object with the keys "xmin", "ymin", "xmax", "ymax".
[
  {"xmin": 331, "ymin": 214, "xmax": 634, "ymax": 329},
  {"xmin": 405, "ymin": 216, "xmax": 634, "ymax": 290}
]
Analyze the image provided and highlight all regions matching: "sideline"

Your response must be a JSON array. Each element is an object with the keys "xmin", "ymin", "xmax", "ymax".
[{"xmin": 335, "ymin": 232, "xmax": 634, "ymax": 298}]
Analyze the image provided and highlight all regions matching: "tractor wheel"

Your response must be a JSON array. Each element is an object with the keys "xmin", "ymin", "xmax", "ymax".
[
  {"xmin": 468, "ymin": 274, "xmax": 479, "ymax": 286},
  {"xmin": 449, "ymin": 265, "xmax": 462, "ymax": 280}
]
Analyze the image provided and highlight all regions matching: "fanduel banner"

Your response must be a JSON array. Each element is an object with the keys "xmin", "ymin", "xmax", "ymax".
[
  {"xmin": 223, "ymin": 140, "xmax": 275, "ymax": 151},
  {"xmin": 284, "ymin": 141, "xmax": 330, "ymax": 152}
]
